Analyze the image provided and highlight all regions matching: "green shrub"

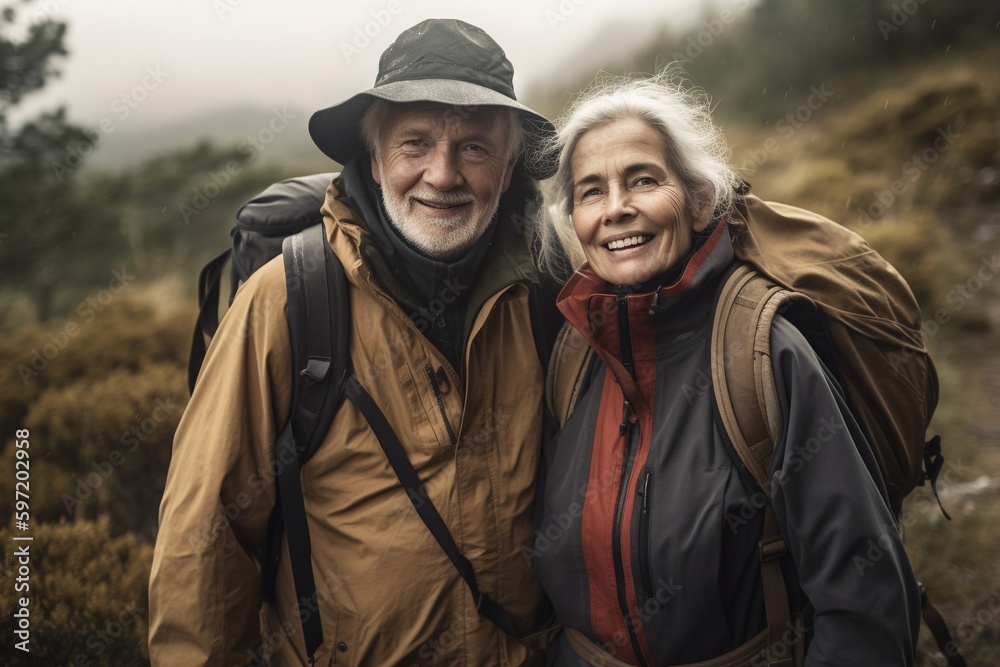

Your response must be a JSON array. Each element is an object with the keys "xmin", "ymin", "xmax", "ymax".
[
  {"xmin": 0, "ymin": 518, "xmax": 152, "ymax": 666},
  {"xmin": 0, "ymin": 297, "xmax": 191, "ymax": 540}
]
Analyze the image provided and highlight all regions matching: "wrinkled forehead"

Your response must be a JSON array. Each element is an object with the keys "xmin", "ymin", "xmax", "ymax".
[
  {"xmin": 571, "ymin": 117, "xmax": 672, "ymax": 176},
  {"xmin": 382, "ymin": 101, "xmax": 508, "ymax": 137}
]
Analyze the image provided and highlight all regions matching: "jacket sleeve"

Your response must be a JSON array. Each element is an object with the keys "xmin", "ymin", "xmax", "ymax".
[
  {"xmin": 149, "ymin": 259, "xmax": 293, "ymax": 666},
  {"xmin": 767, "ymin": 317, "xmax": 921, "ymax": 667}
]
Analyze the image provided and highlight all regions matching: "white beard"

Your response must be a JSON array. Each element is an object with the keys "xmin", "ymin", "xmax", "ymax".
[{"xmin": 378, "ymin": 165, "xmax": 502, "ymax": 261}]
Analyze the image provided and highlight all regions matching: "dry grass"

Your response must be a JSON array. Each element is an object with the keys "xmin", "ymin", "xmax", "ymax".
[{"xmin": 725, "ymin": 43, "xmax": 1000, "ymax": 666}]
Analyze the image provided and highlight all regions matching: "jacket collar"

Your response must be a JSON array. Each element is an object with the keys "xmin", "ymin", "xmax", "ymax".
[
  {"xmin": 318, "ymin": 159, "xmax": 541, "ymax": 341},
  {"xmin": 557, "ymin": 220, "xmax": 734, "ymax": 360}
]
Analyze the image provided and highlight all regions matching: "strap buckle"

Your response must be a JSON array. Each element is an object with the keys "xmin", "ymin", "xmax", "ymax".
[{"xmin": 759, "ymin": 535, "xmax": 787, "ymax": 561}]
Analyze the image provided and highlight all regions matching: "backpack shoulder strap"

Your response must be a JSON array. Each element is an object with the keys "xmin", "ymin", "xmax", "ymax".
[
  {"xmin": 713, "ymin": 261, "xmax": 841, "ymax": 667},
  {"xmin": 187, "ymin": 247, "xmax": 232, "ymax": 392},
  {"xmin": 260, "ymin": 222, "xmax": 350, "ymax": 665},
  {"xmin": 711, "ymin": 263, "xmax": 806, "ymax": 667},
  {"xmin": 284, "ymin": 222, "xmax": 351, "ymax": 463},
  {"xmin": 711, "ymin": 263, "xmax": 793, "ymax": 493},
  {"xmin": 546, "ymin": 320, "xmax": 595, "ymax": 428}
]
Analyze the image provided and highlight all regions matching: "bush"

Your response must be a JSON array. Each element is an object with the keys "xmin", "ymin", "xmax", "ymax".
[
  {"xmin": 0, "ymin": 297, "xmax": 191, "ymax": 540},
  {"xmin": 0, "ymin": 297, "xmax": 192, "ymax": 436},
  {"xmin": 0, "ymin": 518, "xmax": 153, "ymax": 666}
]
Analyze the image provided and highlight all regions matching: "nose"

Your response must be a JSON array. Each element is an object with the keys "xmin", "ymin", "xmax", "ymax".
[
  {"xmin": 603, "ymin": 184, "xmax": 635, "ymax": 224},
  {"xmin": 422, "ymin": 145, "xmax": 464, "ymax": 191}
]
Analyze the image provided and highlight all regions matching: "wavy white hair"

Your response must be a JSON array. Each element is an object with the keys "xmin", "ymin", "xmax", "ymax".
[{"xmin": 538, "ymin": 70, "xmax": 740, "ymax": 278}]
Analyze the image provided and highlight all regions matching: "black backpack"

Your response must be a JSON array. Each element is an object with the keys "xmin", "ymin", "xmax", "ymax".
[{"xmin": 188, "ymin": 174, "xmax": 562, "ymax": 664}]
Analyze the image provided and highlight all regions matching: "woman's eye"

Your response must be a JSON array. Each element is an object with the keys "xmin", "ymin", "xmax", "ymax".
[
  {"xmin": 634, "ymin": 176, "xmax": 656, "ymax": 187},
  {"xmin": 403, "ymin": 139, "xmax": 425, "ymax": 148}
]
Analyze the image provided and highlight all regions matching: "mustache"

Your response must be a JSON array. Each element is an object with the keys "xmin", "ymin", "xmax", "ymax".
[{"xmin": 407, "ymin": 189, "xmax": 474, "ymax": 206}]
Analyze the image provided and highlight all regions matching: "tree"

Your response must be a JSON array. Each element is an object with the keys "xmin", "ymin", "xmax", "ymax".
[{"xmin": 0, "ymin": 1, "xmax": 127, "ymax": 323}]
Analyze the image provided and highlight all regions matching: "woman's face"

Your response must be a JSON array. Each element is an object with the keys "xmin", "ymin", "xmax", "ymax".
[{"xmin": 570, "ymin": 117, "xmax": 711, "ymax": 286}]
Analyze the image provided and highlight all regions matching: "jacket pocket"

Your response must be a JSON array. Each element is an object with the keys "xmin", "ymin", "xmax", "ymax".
[
  {"xmin": 394, "ymin": 363, "xmax": 452, "ymax": 451},
  {"xmin": 637, "ymin": 469, "xmax": 655, "ymax": 599},
  {"xmin": 328, "ymin": 606, "xmax": 360, "ymax": 666}
]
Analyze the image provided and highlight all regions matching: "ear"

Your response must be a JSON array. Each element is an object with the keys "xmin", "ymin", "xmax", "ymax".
[
  {"xmin": 370, "ymin": 153, "xmax": 381, "ymax": 185},
  {"xmin": 500, "ymin": 161, "xmax": 516, "ymax": 194},
  {"xmin": 690, "ymin": 187, "xmax": 714, "ymax": 232}
]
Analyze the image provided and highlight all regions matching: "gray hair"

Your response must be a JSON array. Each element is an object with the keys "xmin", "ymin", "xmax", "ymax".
[
  {"xmin": 538, "ymin": 70, "xmax": 740, "ymax": 278},
  {"xmin": 359, "ymin": 99, "xmax": 525, "ymax": 167}
]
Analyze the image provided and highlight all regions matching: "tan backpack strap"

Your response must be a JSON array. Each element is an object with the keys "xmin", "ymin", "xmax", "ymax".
[
  {"xmin": 713, "ymin": 264, "xmax": 804, "ymax": 667},
  {"xmin": 711, "ymin": 264, "xmax": 785, "ymax": 490},
  {"xmin": 759, "ymin": 505, "xmax": 794, "ymax": 667},
  {"xmin": 546, "ymin": 321, "xmax": 595, "ymax": 428}
]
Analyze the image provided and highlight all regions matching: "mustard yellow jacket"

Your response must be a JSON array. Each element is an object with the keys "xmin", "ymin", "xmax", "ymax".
[{"xmin": 149, "ymin": 179, "xmax": 550, "ymax": 666}]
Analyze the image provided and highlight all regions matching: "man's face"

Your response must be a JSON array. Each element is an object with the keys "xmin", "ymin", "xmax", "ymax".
[{"xmin": 371, "ymin": 102, "xmax": 515, "ymax": 261}]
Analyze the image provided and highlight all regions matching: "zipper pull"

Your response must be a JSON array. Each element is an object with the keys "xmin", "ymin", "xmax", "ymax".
[
  {"xmin": 619, "ymin": 399, "xmax": 633, "ymax": 436},
  {"xmin": 434, "ymin": 366, "xmax": 451, "ymax": 394},
  {"xmin": 639, "ymin": 471, "xmax": 651, "ymax": 514},
  {"xmin": 648, "ymin": 290, "xmax": 663, "ymax": 315}
]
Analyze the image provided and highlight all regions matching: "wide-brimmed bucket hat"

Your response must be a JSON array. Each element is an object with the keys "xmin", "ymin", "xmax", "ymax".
[{"xmin": 308, "ymin": 18, "xmax": 556, "ymax": 180}]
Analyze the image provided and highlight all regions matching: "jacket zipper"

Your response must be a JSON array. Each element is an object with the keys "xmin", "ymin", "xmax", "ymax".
[
  {"xmin": 424, "ymin": 364, "xmax": 458, "ymax": 445},
  {"xmin": 638, "ymin": 470, "xmax": 655, "ymax": 599},
  {"xmin": 611, "ymin": 294, "xmax": 647, "ymax": 667}
]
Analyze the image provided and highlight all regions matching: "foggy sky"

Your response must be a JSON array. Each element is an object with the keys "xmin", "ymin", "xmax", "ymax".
[{"xmin": 12, "ymin": 0, "xmax": 715, "ymax": 129}]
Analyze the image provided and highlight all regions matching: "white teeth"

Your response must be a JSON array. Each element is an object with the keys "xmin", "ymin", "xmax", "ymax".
[{"xmin": 606, "ymin": 235, "xmax": 651, "ymax": 250}]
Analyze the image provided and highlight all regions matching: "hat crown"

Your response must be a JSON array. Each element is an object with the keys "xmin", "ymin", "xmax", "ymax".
[{"xmin": 375, "ymin": 19, "xmax": 517, "ymax": 100}]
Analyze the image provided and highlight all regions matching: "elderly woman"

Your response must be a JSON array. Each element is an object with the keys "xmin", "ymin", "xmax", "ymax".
[{"xmin": 533, "ymin": 73, "xmax": 921, "ymax": 666}]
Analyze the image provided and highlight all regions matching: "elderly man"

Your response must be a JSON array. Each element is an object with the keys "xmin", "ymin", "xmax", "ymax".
[{"xmin": 149, "ymin": 19, "xmax": 557, "ymax": 666}]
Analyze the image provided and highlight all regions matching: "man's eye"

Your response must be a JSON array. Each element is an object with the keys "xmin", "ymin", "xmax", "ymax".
[
  {"xmin": 465, "ymin": 144, "xmax": 485, "ymax": 153},
  {"xmin": 403, "ymin": 139, "xmax": 425, "ymax": 148}
]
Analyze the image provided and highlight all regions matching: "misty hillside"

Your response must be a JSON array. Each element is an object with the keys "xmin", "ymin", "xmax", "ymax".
[
  {"xmin": 2, "ymin": 1, "xmax": 998, "ymax": 665},
  {"xmin": 84, "ymin": 104, "xmax": 331, "ymax": 173}
]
